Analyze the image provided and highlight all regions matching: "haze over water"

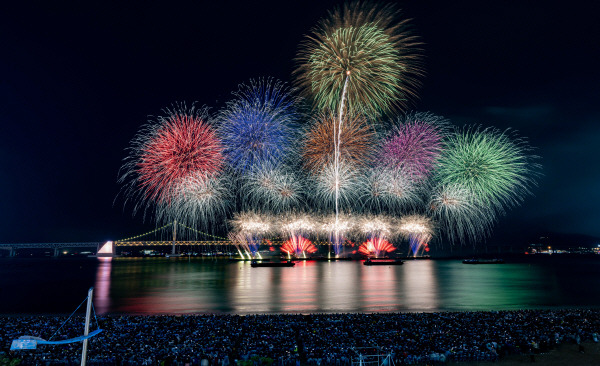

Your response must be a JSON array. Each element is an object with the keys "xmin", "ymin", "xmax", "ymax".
[{"xmin": 1, "ymin": 257, "xmax": 599, "ymax": 315}]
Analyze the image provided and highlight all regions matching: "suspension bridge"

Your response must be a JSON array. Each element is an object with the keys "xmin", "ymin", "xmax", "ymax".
[{"xmin": 0, "ymin": 222, "xmax": 297, "ymax": 257}]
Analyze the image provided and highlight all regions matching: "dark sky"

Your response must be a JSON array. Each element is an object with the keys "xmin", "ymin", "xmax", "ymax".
[{"xmin": 1, "ymin": 1, "xmax": 599, "ymax": 246}]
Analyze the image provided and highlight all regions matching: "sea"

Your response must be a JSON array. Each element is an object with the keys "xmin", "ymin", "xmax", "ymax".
[{"xmin": 1, "ymin": 256, "xmax": 599, "ymax": 315}]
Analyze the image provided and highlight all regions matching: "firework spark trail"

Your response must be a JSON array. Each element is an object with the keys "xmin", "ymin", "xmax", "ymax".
[
  {"xmin": 434, "ymin": 126, "xmax": 540, "ymax": 216},
  {"xmin": 301, "ymin": 112, "xmax": 375, "ymax": 172},
  {"xmin": 228, "ymin": 231, "xmax": 251, "ymax": 259},
  {"xmin": 131, "ymin": 106, "xmax": 223, "ymax": 204},
  {"xmin": 381, "ymin": 112, "xmax": 448, "ymax": 182},
  {"xmin": 281, "ymin": 235, "xmax": 318, "ymax": 257},
  {"xmin": 280, "ymin": 213, "xmax": 316, "ymax": 238},
  {"xmin": 319, "ymin": 214, "xmax": 355, "ymax": 255},
  {"xmin": 358, "ymin": 237, "xmax": 396, "ymax": 258},
  {"xmin": 313, "ymin": 161, "xmax": 362, "ymax": 214},
  {"xmin": 398, "ymin": 214, "xmax": 434, "ymax": 256},
  {"xmin": 428, "ymin": 183, "xmax": 495, "ymax": 244},
  {"xmin": 241, "ymin": 165, "xmax": 304, "ymax": 214},
  {"xmin": 156, "ymin": 172, "xmax": 231, "ymax": 231},
  {"xmin": 335, "ymin": 75, "xmax": 350, "ymax": 260},
  {"xmin": 230, "ymin": 211, "xmax": 272, "ymax": 256},
  {"xmin": 360, "ymin": 167, "xmax": 420, "ymax": 214},
  {"xmin": 118, "ymin": 104, "xmax": 227, "ymax": 233},
  {"xmin": 295, "ymin": 1, "xmax": 423, "ymax": 118},
  {"xmin": 219, "ymin": 78, "xmax": 300, "ymax": 173},
  {"xmin": 358, "ymin": 215, "xmax": 396, "ymax": 258}
]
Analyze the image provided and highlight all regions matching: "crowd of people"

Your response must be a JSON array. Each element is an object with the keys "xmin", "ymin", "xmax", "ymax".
[{"xmin": 1, "ymin": 309, "xmax": 599, "ymax": 365}]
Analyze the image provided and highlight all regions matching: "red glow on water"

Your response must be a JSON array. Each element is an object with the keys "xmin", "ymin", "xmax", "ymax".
[
  {"xmin": 281, "ymin": 236, "xmax": 317, "ymax": 256},
  {"xmin": 358, "ymin": 237, "xmax": 396, "ymax": 258}
]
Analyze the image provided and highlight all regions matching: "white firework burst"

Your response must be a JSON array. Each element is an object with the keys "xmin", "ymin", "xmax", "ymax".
[
  {"xmin": 157, "ymin": 172, "xmax": 231, "ymax": 234},
  {"xmin": 241, "ymin": 165, "xmax": 304, "ymax": 213},
  {"xmin": 360, "ymin": 167, "xmax": 420, "ymax": 213},
  {"xmin": 428, "ymin": 183, "xmax": 495, "ymax": 244}
]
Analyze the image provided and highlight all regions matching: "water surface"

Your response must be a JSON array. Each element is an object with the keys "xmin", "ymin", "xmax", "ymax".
[{"xmin": 1, "ymin": 256, "xmax": 599, "ymax": 314}]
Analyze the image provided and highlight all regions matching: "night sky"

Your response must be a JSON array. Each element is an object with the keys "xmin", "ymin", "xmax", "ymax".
[{"xmin": 1, "ymin": 1, "xmax": 599, "ymax": 246}]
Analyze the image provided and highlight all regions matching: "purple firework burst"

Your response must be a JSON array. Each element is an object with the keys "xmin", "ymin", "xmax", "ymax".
[{"xmin": 380, "ymin": 112, "xmax": 448, "ymax": 182}]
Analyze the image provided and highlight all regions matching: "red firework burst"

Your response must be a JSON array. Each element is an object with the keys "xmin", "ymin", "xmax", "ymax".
[
  {"xmin": 281, "ymin": 236, "xmax": 317, "ymax": 256},
  {"xmin": 358, "ymin": 237, "xmax": 396, "ymax": 257},
  {"xmin": 137, "ymin": 108, "xmax": 224, "ymax": 203}
]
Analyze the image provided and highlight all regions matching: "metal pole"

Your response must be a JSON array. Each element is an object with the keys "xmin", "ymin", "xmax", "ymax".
[{"xmin": 81, "ymin": 287, "xmax": 93, "ymax": 366}]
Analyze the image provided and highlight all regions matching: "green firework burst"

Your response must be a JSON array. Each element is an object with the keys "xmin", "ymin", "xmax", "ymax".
[
  {"xmin": 435, "ymin": 126, "xmax": 540, "ymax": 215},
  {"xmin": 295, "ymin": 1, "xmax": 423, "ymax": 118}
]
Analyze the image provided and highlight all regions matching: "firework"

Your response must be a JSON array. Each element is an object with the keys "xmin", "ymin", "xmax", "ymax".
[
  {"xmin": 301, "ymin": 112, "xmax": 375, "ymax": 172},
  {"xmin": 434, "ymin": 126, "xmax": 540, "ymax": 215},
  {"xmin": 318, "ymin": 213, "xmax": 355, "ymax": 255},
  {"xmin": 240, "ymin": 165, "xmax": 304, "ymax": 213},
  {"xmin": 359, "ymin": 214, "xmax": 393, "ymax": 237},
  {"xmin": 280, "ymin": 213, "xmax": 316, "ymax": 237},
  {"xmin": 295, "ymin": 1, "xmax": 423, "ymax": 117},
  {"xmin": 428, "ymin": 183, "xmax": 494, "ymax": 244},
  {"xmin": 313, "ymin": 161, "xmax": 362, "ymax": 213},
  {"xmin": 398, "ymin": 214, "xmax": 434, "ymax": 256},
  {"xmin": 157, "ymin": 172, "xmax": 231, "ymax": 231},
  {"xmin": 358, "ymin": 237, "xmax": 396, "ymax": 258},
  {"xmin": 357, "ymin": 215, "xmax": 396, "ymax": 257},
  {"xmin": 230, "ymin": 211, "xmax": 272, "ymax": 255},
  {"xmin": 119, "ymin": 104, "xmax": 225, "ymax": 227},
  {"xmin": 219, "ymin": 78, "xmax": 300, "ymax": 173},
  {"xmin": 281, "ymin": 236, "xmax": 318, "ymax": 257},
  {"xmin": 228, "ymin": 231, "xmax": 252, "ymax": 259},
  {"xmin": 359, "ymin": 167, "xmax": 419, "ymax": 213},
  {"xmin": 380, "ymin": 112, "xmax": 448, "ymax": 181}
]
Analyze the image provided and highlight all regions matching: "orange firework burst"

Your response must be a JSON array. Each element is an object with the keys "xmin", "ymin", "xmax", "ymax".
[{"xmin": 301, "ymin": 112, "xmax": 376, "ymax": 172}]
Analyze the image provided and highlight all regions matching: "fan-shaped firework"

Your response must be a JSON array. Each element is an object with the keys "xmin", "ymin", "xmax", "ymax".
[
  {"xmin": 360, "ymin": 167, "xmax": 419, "ymax": 213},
  {"xmin": 358, "ymin": 237, "xmax": 396, "ymax": 257},
  {"xmin": 428, "ymin": 183, "xmax": 494, "ymax": 244},
  {"xmin": 435, "ymin": 126, "xmax": 540, "ymax": 215},
  {"xmin": 380, "ymin": 112, "xmax": 448, "ymax": 181},
  {"xmin": 241, "ymin": 165, "xmax": 304, "ymax": 213},
  {"xmin": 295, "ymin": 1, "xmax": 423, "ymax": 117},
  {"xmin": 301, "ymin": 112, "xmax": 375, "ymax": 172},
  {"xmin": 219, "ymin": 78, "xmax": 300, "ymax": 172},
  {"xmin": 157, "ymin": 172, "xmax": 231, "ymax": 230},
  {"xmin": 281, "ymin": 236, "xmax": 318, "ymax": 256},
  {"xmin": 119, "ymin": 104, "xmax": 225, "ymax": 215}
]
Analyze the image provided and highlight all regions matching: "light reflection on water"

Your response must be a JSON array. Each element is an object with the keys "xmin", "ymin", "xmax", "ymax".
[{"xmin": 83, "ymin": 257, "xmax": 600, "ymax": 315}]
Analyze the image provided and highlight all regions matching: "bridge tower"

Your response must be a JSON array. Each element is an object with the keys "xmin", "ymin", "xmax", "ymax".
[{"xmin": 172, "ymin": 220, "xmax": 177, "ymax": 255}]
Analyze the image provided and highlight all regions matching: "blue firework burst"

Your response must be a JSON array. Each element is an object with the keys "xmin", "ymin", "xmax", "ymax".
[{"xmin": 218, "ymin": 78, "xmax": 300, "ymax": 173}]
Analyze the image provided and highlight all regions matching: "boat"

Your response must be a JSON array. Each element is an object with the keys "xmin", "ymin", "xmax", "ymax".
[
  {"xmin": 363, "ymin": 258, "xmax": 404, "ymax": 266},
  {"xmin": 462, "ymin": 258, "xmax": 505, "ymax": 264},
  {"xmin": 251, "ymin": 260, "xmax": 295, "ymax": 268}
]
